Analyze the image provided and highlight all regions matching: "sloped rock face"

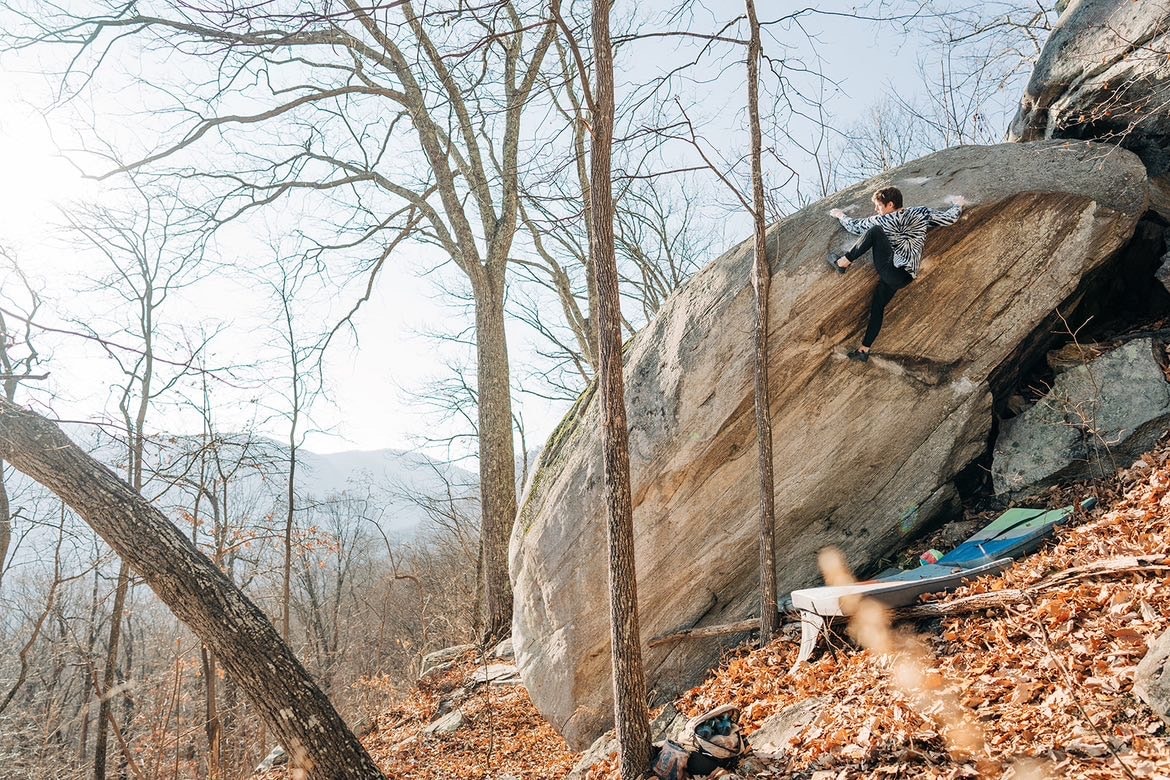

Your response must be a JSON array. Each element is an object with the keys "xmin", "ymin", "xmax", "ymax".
[
  {"xmin": 511, "ymin": 141, "xmax": 1148, "ymax": 749},
  {"xmin": 1009, "ymin": 0, "xmax": 1170, "ymax": 179},
  {"xmin": 992, "ymin": 337, "xmax": 1170, "ymax": 496}
]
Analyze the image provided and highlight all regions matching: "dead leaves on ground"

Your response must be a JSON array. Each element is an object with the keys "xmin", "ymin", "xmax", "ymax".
[
  {"xmin": 663, "ymin": 445, "xmax": 1170, "ymax": 779},
  {"xmin": 294, "ymin": 444, "xmax": 1170, "ymax": 779}
]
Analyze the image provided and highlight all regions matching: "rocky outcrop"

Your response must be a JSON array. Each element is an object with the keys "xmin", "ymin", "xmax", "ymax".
[
  {"xmin": 992, "ymin": 337, "xmax": 1170, "ymax": 496},
  {"xmin": 510, "ymin": 141, "xmax": 1149, "ymax": 749},
  {"xmin": 1010, "ymin": 1, "xmax": 1170, "ymax": 180}
]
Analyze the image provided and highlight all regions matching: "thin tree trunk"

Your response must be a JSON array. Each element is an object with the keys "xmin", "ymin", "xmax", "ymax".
[
  {"xmin": 745, "ymin": 0, "xmax": 778, "ymax": 643},
  {"xmin": 0, "ymin": 462, "xmax": 10, "ymax": 591},
  {"xmin": 201, "ymin": 646, "xmax": 222, "ymax": 780},
  {"xmin": 0, "ymin": 399, "xmax": 384, "ymax": 779},
  {"xmin": 79, "ymin": 566, "xmax": 101, "ymax": 765},
  {"xmin": 590, "ymin": 2, "xmax": 651, "ymax": 776},
  {"xmin": 475, "ymin": 287, "xmax": 517, "ymax": 644},
  {"xmin": 94, "ymin": 561, "xmax": 129, "ymax": 780},
  {"xmin": 283, "ymin": 430, "xmax": 297, "ymax": 642}
]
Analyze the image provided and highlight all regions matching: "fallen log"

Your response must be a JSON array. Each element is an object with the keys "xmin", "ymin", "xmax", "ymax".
[
  {"xmin": 652, "ymin": 557, "xmax": 1170, "ymax": 643},
  {"xmin": 648, "ymin": 617, "xmax": 765, "ymax": 647},
  {"xmin": 894, "ymin": 556, "xmax": 1170, "ymax": 621}
]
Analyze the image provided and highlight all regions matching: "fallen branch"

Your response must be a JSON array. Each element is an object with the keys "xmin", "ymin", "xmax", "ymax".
[
  {"xmin": 894, "ymin": 555, "xmax": 1170, "ymax": 620},
  {"xmin": 652, "ymin": 557, "xmax": 1169, "ymax": 645},
  {"xmin": 648, "ymin": 617, "xmax": 762, "ymax": 647}
]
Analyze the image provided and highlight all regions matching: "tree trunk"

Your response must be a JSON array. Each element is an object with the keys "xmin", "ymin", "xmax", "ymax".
[
  {"xmin": 745, "ymin": 0, "xmax": 778, "ymax": 643},
  {"xmin": 201, "ymin": 646, "xmax": 222, "ymax": 780},
  {"xmin": 0, "ymin": 399, "xmax": 384, "ymax": 780},
  {"xmin": 94, "ymin": 561, "xmax": 128, "ymax": 780},
  {"xmin": 0, "ymin": 462, "xmax": 10, "ymax": 591},
  {"xmin": 475, "ymin": 286, "xmax": 517, "ymax": 644},
  {"xmin": 283, "ymin": 434, "xmax": 297, "ymax": 642},
  {"xmin": 590, "ymin": 2, "xmax": 651, "ymax": 777}
]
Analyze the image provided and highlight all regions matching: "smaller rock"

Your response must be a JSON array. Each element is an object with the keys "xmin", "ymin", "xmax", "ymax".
[
  {"xmin": 1156, "ymin": 252, "xmax": 1170, "ymax": 297},
  {"xmin": 419, "ymin": 644, "xmax": 476, "ymax": 679},
  {"xmin": 566, "ymin": 731, "xmax": 618, "ymax": 780},
  {"xmin": 489, "ymin": 636, "xmax": 515, "ymax": 661},
  {"xmin": 748, "ymin": 697, "xmax": 830, "ymax": 757},
  {"xmin": 471, "ymin": 663, "xmax": 522, "ymax": 686},
  {"xmin": 1134, "ymin": 628, "xmax": 1170, "ymax": 725},
  {"xmin": 650, "ymin": 701, "xmax": 687, "ymax": 742},
  {"xmin": 423, "ymin": 709, "xmax": 465, "ymax": 735},
  {"xmin": 1047, "ymin": 342, "xmax": 1105, "ymax": 373},
  {"xmin": 993, "ymin": 338, "xmax": 1170, "ymax": 496},
  {"xmin": 254, "ymin": 745, "xmax": 287, "ymax": 773}
]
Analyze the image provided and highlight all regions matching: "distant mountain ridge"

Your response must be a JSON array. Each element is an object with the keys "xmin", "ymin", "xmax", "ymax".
[{"xmin": 25, "ymin": 424, "xmax": 479, "ymax": 541}]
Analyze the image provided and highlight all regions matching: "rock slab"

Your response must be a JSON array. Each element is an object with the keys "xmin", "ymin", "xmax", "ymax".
[
  {"xmin": 511, "ymin": 141, "xmax": 1148, "ymax": 749},
  {"xmin": 993, "ymin": 338, "xmax": 1170, "ymax": 495}
]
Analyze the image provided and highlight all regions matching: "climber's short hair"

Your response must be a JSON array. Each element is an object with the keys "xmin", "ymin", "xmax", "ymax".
[{"xmin": 872, "ymin": 186, "xmax": 903, "ymax": 210}]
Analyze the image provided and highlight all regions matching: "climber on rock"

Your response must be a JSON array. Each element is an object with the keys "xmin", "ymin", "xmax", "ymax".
[{"xmin": 827, "ymin": 186, "xmax": 967, "ymax": 362}]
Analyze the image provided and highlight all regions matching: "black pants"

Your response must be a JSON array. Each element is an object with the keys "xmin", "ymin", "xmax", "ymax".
[{"xmin": 845, "ymin": 225, "xmax": 913, "ymax": 348}]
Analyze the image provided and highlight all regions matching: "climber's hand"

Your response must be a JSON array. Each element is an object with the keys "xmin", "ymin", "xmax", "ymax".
[
  {"xmin": 945, "ymin": 195, "xmax": 969, "ymax": 207},
  {"xmin": 829, "ymin": 208, "xmax": 846, "ymax": 219}
]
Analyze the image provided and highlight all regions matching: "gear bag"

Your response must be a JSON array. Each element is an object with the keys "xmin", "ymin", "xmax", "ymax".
[{"xmin": 684, "ymin": 704, "xmax": 749, "ymax": 770}]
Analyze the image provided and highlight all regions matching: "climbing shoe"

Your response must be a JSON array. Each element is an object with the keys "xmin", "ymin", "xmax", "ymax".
[
  {"xmin": 826, "ymin": 251, "xmax": 847, "ymax": 274},
  {"xmin": 847, "ymin": 348, "xmax": 870, "ymax": 363}
]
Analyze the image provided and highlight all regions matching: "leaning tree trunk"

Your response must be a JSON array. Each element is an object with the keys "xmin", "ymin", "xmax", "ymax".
[
  {"xmin": 0, "ymin": 399, "xmax": 384, "ymax": 780},
  {"xmin": 590, "ymin": 1, "xmax": 652, "ymax": 777}
]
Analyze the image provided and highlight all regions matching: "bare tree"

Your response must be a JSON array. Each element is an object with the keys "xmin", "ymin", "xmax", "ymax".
[
  {"xmin": 175, "ymin": 370, "xmax": 282, "ymax": 780},
  {"xmin": 744, "ymin": 0, "xmax": 778, "ymax": 643},
  {"xmin": 263, "ymin": 256, "xmax": 326, "ymax": 644},
  {"xmin": 0, "ymin": 248, "xmax": 44, "ymax": 594},
  {"xmin": 3, "ymin": 0, "xmax": 559, "ymax": 644},
  {"xmin": 64, "ymin": 181, "xmax": 214, "ymax": 779},
  {"xmin": 0, "ymin": 398, "xmax": 385, "ymax": 779},
  {"xmin": 552, "ymin": 0, "xmax": 654, "ymax": 773}
]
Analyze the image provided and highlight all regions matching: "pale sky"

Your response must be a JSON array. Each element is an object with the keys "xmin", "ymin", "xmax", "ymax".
[{"xmin": 0, "ymin": 3, "xmax": 1034, "ymax": 459}]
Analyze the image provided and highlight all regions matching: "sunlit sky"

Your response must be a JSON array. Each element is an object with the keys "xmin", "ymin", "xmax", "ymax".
[{"xmin": 0, "ymin": 4, "xmax": 1032, "ymax": 459}]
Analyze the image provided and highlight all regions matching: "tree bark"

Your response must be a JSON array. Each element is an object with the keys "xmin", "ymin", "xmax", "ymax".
[
  {"xmin": 94, "ymin": 560, "xmax": 128, "ymax": 780},
  {"xmin": 475, "ymin": 286, "xmax": 517, "ymax": 644},
  {"xmin": 0, "ymin": 399, "xmax": 384, "ymax": 780},
  {"xmin": 590, "ymin": 2, "xmax": 651, "ymax": 777},
  {"xmin": 745, "ymin": 0, "xmax": 778, "ymax": 644},
  {"xmin": 201, "ymin": 646, "xmax": 223, "ymax": 780},
  {"xmin": 0, "ymin": 462, "xmax": 10, "ymax": 591}
]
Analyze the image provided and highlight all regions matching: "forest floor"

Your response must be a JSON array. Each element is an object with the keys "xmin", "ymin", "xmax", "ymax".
[{"xmin": 280, "ymin": 439, "xmax": 1170, "ymax": 779}]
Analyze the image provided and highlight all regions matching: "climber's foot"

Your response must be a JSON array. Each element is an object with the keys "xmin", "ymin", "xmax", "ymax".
[
  {"xmin": 847, "ymin": 348, "xmax": 870, "ymax": 363},
  {"xmin": 826, "ymin": 252, "xmax": 849, "ymax": 274}
]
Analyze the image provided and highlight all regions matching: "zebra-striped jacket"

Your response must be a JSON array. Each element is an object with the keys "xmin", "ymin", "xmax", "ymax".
[{"xmin": 837, "ymin": 204, "xmax": 962, "ymax": 278}]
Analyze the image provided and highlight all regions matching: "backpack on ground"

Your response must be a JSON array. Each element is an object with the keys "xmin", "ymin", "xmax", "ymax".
[{"xmin": 683, "ymin": 704, "xmax": 749, "ymax": 771}]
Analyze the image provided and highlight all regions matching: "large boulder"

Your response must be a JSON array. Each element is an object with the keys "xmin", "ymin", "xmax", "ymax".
[
  {"xmin": 1009, "ymin": 0, "xmax": 1170, "ymax": 179},
  {"xmin": 511, "ymin": 141, "xmax": 1148, "ymax": 749},
  {"xmin": 992, "ymin": 337, "xmax": 1170, "ymax": 496}
]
